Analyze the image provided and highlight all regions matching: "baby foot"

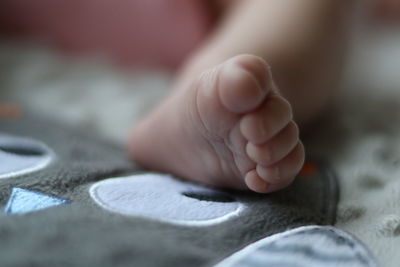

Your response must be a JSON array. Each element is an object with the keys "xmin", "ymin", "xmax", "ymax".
[{"xmin": 129, "ymin": 55, "xmax": 304, "ymax": 193}]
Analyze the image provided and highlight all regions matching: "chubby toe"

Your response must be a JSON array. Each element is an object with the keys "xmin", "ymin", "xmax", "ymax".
[
  {"xmin": 240, "ymin": 95, "xmax": 292, "ymax": 144},
  {"xmin": 218, "ymin": 55, "xmax": 272, "ymax": 114},
  {"xmin": 231, "ymin": 54, "xmax": 272, "ymax": 90},
  {"xmin": 256, "ymin": 142, "xmax": 305, "ymax": 185},
  {"xmin": 246, "ymin": 121, "xmax": 299, "ymax": 166},
  {"xmin": 244, "ymin": 169, "xmax": 270, "ymax": 193}
]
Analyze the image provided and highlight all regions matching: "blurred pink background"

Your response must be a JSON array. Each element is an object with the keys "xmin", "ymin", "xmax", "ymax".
[{"xmin": 0, "ymin": 0, "xmax": 214, "ymax": 69}]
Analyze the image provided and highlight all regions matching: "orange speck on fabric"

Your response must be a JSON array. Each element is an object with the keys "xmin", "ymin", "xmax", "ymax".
[
  {"xmin": 300, "ymin": 162, "xmax": 318, "ymax": 177},
  {"xmin": 0, "ymin": 102, "xmax": 22, "ymax": 120}
]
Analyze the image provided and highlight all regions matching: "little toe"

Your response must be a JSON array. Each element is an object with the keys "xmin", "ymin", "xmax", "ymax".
[
  {"xmin": 218, "ymin": 55, "xmax": 272, "ymax": 114},
  {"xmin": 256, "ymin": 142, "xmax": 305, "ymax": 185},
  {"xmin": 240, "ymin": 94, "xmax": 293, "ymax": 144},
  {"xmin": 244, "ymin": 169, "xmax": 270, "ymax": 193},
  {"xmin": 246, "ymin": 121, "xmax": 299, "ymax": 166}
]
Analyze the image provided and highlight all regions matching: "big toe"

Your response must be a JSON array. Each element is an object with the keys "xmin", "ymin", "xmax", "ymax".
[{"xmin": 218, "ymin": 55, "xmax": 273, "ymax": 114}]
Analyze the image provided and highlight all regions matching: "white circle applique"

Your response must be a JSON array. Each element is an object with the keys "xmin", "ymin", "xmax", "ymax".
[
  {"xmin": 0, "ymin": 134, "xmax": 54, "ymax": 179},
  {"xmin": 214, "ymin": 226, "xmax": 378, "ymax": 267},
  {"xmin": 89, "ymin": 173, "xmax": 245, "ymax": 226}
]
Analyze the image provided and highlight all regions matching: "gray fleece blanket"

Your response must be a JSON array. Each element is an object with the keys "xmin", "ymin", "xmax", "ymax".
[{"xmin": 0, "ymin": 114, "xmax": 342, "ymax": 267}]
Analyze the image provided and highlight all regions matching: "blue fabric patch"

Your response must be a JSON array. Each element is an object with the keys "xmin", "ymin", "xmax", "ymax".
[{"xmin": 4, "ymin": 187, "xmax": 69, "ymax": 215}]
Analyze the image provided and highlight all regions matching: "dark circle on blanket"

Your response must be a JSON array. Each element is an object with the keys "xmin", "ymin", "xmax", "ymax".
[
  {"xmin": 181, "ymin": 190, "xmax": 236, "ymax": 203},
  {"xmin": 0, "ymin": 144, "xmax": 46, "ymax": 157}
]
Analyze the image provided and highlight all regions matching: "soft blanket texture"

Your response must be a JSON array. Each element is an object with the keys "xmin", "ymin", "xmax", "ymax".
[
  {"xmin": 0, "ymin": 23, "xmax": 399, "ymax": 267},
  {"xmin": 216, "ymin": 225, "xmax": 378, "ymax": 267},
  {"xmin": 0, "ymin": 115, "xmax": 337, "ymax": 266}
]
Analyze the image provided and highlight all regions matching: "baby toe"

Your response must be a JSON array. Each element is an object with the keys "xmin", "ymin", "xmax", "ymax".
[
  {"xmin": 244, "ymin": 169, "xmax": 270, "ymax": 193},
  {"xmin": 231, "ymin": 54, "xmax": 272, "ymax": 90},
  {"xmin": 240, "ymin": 94, "xmax": 293, "ymax": 144},
  {"xmin": 256, "ymin": 142, "xmax": 305, "ymax": 185},
  {"xmin": 218, "ymin": 55, "xmax": 272, "ymax": 114},
  {"xmin": 246, "ymin": 121, "xmax": 299, "ymax": 166}
]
